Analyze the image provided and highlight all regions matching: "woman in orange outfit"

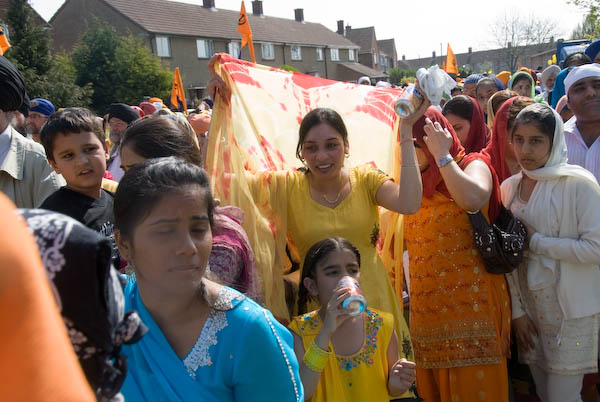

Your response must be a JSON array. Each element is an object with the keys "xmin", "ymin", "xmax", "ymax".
[{"xmin": 404, "ymin": 109, "xmax": 511, "ymax": 402}]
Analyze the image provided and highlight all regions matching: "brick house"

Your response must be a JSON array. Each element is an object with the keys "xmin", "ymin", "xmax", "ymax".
[
  {"xmin": 50, "ymin": 0, "xmax": 383, "ymax": 99},
  {"xmin": 337, "ymin": 23, "xmax": 396, "ymax": 81}
]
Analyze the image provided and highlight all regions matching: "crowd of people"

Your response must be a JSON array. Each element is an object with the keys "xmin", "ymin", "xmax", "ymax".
[{"xmin": 1, "ymin": 37, "xmax": 600, "ymax": 402}]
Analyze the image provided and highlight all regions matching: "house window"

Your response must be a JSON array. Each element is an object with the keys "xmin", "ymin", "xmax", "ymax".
[
  {"xmin": 196, "ymin": 39, "xmax": 213, "ymax": 59},
  {"xmin": 330, "ymin": 48, "xmax": 339, "ymax": 61},
  {"xmin": 228, "ymin": 41, "xmax": 240, "ymax": 57},
  {"xmin": 380, "ymin": 55, "xmax": 387, "ymax": 67},
  {"xmin": 261, "ymin": 43, "xmax": 274, "ymax": 60},
  {"xmin": 291, "ymin": 45, "xmax": 302, "ymax": 61},
  {"xmin": 316, "ymin": 48, "xmax": 324, "ymax": 61},
  {"xmin": 373, "ymin": 53, "xmax": 377, "ymax": 65},
  {"xmin": 348, "ymin": 49, "xmax": 355, "ymax": 61},
  {"xmin": 156, "ymin": 36, "xmax": 170, "ymax": 57}
]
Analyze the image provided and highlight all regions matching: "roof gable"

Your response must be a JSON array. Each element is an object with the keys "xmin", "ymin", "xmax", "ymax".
[
  {"xmin": 102, "ymin": 0, "xmax": 359, "ymax": 47},
  {"xmin": 377, "ymin": 39, "xmax": 396, "ymax": 58},
  {"xmin": 344, "ymin": 26, "xmax": 376, "ymax": 53}
]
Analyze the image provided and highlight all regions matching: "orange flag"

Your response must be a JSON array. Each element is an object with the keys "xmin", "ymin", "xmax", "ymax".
[
  {"xmin": 170, "ymin": 67, "xmax": 187, "ymax": 114},
  {"xmin": 237, "ymin": 1, "xmax": 256, "ymax": 63},
  {"xmin": 445, "ymin": 44, "xmax": 458, "ymax": 75},
  {"xmin": 0, "ymin": 27, "xmax": 11, "ymax": 56}
]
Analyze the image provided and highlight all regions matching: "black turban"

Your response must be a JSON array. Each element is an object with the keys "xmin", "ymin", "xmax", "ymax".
[
  {"xmin": 0, "ymin": 56, "xmax": 28, "ymax": 112},
  {"xmin": 107, "ymin": 103, "xmax": 139, "ymax": 125}
]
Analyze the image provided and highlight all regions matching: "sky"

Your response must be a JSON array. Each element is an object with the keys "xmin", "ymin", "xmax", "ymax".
[{"xmin": 30, "ymin": 0, "xmax": 588, "ymax": 60}]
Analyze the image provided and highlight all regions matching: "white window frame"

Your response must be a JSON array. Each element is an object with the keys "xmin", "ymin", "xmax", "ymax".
[
  {"xmin": 228, "ymin": 41, "xmax": 240, "ymax": 57},
  {"xmin": 196, "ymin": 39, "xmax": 213, "ymax": 59},
  {"xmin": 261, "ymin": 42, "xmax": 275, "ymax": 60},
  {"xmin": 348, "ymin": 49, "xmax": 355, "ymax": 61},
  {"xmin": 156, "ymin": 36, "xmax": 170, "ymax": 57},
  {"xmin": 316, "ymin": 47, "xmax": 324, "ymax": 61},
  {"xmin": 330, "ymin": 48, "xmax": 339, "ymax": 61},
  {"xmin": 373, "ymin": 53, "xmax": 377, "ymax": 65},
  {"xmin": 290, "ymin": 45, "xmax": 302, "ymax": 61}
]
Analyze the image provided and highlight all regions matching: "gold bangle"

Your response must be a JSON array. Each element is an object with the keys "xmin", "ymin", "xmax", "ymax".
[{"xmin": 303, "ymin": 340, "xmax": 331, "ymax": 373}]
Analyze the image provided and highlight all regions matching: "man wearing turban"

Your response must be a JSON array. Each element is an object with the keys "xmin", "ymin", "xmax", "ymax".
[
  {"xmin": 0, "ymin": 56, "xmax": 64, "ymax": 207},
  {"xmin": 106, "ymin": 103, "xmax": 139, "ymax": 182}
]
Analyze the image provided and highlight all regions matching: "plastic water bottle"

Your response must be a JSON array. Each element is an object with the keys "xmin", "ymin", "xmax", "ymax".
[
  {"xmin": 394, "ymin": 85, "xmax": 424, "ymax": 118},
  {"xmin": 338, "ymin": 276, "xmax": 367, "ymax": 316}
]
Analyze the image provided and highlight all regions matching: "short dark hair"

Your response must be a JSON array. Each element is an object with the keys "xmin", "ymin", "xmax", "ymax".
[
  {"xmin": 40, "ymin": 108, "xmax": 105, "ymax": 162},
  {"xmin": 296, "ymin": 108, "xmax": 348, "ymax": 169},
  {"xmin": 297, "ymin": 237, "xmax": 360, "ymax": 314},
  {"xmin": 511, "ymin": 103, "xmax": 555, "ymax": 146},
  {"xmin": 442, "ymin": 95, "xmax": 473, "ymax": 121},
  {"xmin": 563, "ymin": 52, "xmax": 592, "ymax": 69},
  {"xmin": 120, "ymin": 116, "xmax": 203, "ymax": 167},
  {"xmin": 114, "ymin": 157, "xmax": 214, "ymax": 240}
]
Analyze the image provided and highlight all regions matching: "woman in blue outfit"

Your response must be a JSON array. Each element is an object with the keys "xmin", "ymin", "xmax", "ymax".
[{"xmin": 114, "ymin": 157, "xmax": 303, "ymax": 402}]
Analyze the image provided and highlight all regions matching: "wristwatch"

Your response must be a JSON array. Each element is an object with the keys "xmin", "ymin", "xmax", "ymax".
[{"xmin": 437, "ymin": 154, "xmax": 454, "ymax": 168}]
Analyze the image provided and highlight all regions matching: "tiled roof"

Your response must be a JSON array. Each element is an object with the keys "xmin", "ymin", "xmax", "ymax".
[
  {"xmin": 377, "ymin": 39, "xmax": 396, "ymax": 58},
  {"xmin": 338, "ymin": 62, "xmax": 387, "ymax": 78},
  {"xmin": 344, "ymin": 27, "xmax": 375, "ymax": 53},
  {"xmin": 99, "ymin": 0, "xmax": 359, "ymax": 47}
]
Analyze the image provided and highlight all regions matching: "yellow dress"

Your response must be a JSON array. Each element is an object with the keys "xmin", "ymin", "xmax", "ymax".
[
  {"xmin": 289, "ymin": 308, "xmax": 395, "ymax": 402},
  {"xmin": 280, "ymin": 165, "xmax": 412, "ymax": 355}
]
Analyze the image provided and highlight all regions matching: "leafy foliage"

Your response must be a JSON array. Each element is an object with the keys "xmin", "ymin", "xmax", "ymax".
[
  {"xmin": 4, "ymin": 0, "xmax": 91, "ymax": 107},
  {"xmin": 388, "ymin": 67, "xmax": 417, "ymax": 86},
  {"xmin": 279, "ymin": 64, "xmax": 300, "ymax": 72},
  {"xmin": 569, "ymin": 0, "xmax": 600, "ymax": 39},
  {"xmin": 72, "ymin": 24, "xmax": 172, "ymax": 113}
]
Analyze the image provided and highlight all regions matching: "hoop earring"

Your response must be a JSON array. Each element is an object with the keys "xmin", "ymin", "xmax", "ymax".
[{"xmin": 345, "ymin": 153, "xmax": 350, "ymax": 159}]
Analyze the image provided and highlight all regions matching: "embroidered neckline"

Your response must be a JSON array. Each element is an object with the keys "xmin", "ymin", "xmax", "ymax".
[
  {"xmin": 336, "ymin": 310, "xmax": 382, "ymax": 371},
  {"xmin": 182, "ymin": 287, "xmax": 242, "ymax": 378}
]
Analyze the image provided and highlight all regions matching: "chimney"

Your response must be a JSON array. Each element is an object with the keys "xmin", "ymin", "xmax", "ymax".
[
  {"xmin": 337, "ymin": 20, "xmax": 344, "ymax": 35},
  {"xmin": 402, "ymin": 55, "xmax": 406, "ymax": 61},
  {"xmin": 468, "ymin": 47, "xmax": 472, "ymax": 54},
  {"xmin": 508, "ymin": 42, "xmax": 512, "ymax": 48},
  {"xmin": 345, "ymin": 25, "xmax": 351, "ymax": 33},
  {"xmin": 252, "ymin": 1, "xmax": 263, "ymax": 16},
  {"xmin": 202, "ymin": 0, "xmax": 215, "ymax": 8},
  {"xmin": 432, "ymin": 51, "xmax": 436, "ymax": 58},
  {"xmin": 294, "ymin": 8, "xmax": 304, "ymax": 23}
]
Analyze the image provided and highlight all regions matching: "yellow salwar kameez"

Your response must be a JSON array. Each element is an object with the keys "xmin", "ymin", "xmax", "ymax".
[{"xmin": 290, "ymin": 308, "xmax": 399, "ymax": 401}]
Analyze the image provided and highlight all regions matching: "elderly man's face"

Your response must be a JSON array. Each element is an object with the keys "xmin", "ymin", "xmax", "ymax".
[{"xmin": 108, "ymin": 117, "xmax": 128, "ymax": 146}]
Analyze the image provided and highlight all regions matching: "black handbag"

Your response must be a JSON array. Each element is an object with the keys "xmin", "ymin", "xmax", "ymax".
[{"xmin": 466, "ymin": 204, "xmax": 527, "ymax": 274}]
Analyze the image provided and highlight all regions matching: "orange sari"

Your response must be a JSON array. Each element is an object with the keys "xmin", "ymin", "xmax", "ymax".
[{"xmin": 405, "ymin": 193, "xmax": 511, "ymax": 402}]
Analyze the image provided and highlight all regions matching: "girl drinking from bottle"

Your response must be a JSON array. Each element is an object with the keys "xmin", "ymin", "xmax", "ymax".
[{"xmin": 289, "ymin": 237, "xmax": 417, "ymax": 401}]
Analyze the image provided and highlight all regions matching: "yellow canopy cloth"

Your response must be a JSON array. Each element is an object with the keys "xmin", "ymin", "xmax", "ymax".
[{"xmin": 206, "ymin": 54, "xmax": 407, "ymax": 321}]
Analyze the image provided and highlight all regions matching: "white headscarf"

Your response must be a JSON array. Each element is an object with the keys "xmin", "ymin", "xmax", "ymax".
[
  {"xmin": 564, "ymin": 63, "xmax": 600, "ymax": 95},
  {"xmin": 540, "ymin": 65, "xmax": 560, "ymax": 91},
  {"xmin": 501, "ymin": 104, "xmax": 600, "ymax": 320}
]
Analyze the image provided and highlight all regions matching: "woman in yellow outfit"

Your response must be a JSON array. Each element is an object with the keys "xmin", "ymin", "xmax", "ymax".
[{"xmin": 207, "ymin": 69, "xmax": 426, "ymax": 399}]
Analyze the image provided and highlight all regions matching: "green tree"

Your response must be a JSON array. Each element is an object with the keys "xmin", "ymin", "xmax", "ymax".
[
  {"xmin": 72, "ymin": 24, "xmax": 172, "ymax": 113},
  {"xmin": 5, "ymin": 0, "xmax": 91, "ymax": 107},
  {"xmin": 46, "ymin": 53, "xmax": 93, "ymax": 108},
  {"xmin": 388, "ymin": 67, "xmax": 417, "ymax": 86},
  {"xmin": 5, "ymin": 0, "xmax": 52, "ymax": 96},
  {"xmin": 569, "ymin": 1, "xmax": 600, "ymax": 38}
]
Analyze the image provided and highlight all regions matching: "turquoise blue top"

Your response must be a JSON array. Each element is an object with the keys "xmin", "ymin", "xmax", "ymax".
[{"xmin": 121, "ymin": 279, "xmax": 303, "ymax": 402}]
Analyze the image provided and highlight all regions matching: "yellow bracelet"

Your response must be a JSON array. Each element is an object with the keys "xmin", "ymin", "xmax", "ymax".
[{"xmin": 303, "ymin": 340, "xmax": 331, "ymax": 373}]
